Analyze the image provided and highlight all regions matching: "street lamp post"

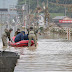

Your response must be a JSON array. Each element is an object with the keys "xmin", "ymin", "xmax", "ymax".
[
  {"xmin": 64, "ymin": 0, "xmax": 67, "ymax": 16},
  {"xmin": 22, "ymin": 5, "xmax": 26, "ymax": 31}
]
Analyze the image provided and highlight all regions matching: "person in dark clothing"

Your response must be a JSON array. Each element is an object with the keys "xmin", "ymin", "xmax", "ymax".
[
  {"xmin": 27, "ymin": 28, "xmax": 29, "ymax": 35},
  {"xmin": 14, "ymin": 28, "xmax": 20, "ymax": 36},
  {"xmin": 14, "ymin": 31, "xmax": 25, "ymax": 43},
  {"xmin": 24, "ymin": 34, "xmax": 29, "ymax": 40}
]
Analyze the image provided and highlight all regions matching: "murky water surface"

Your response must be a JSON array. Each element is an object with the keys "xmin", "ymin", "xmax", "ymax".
[
  {"xmin": 14, "ymin": 39, "xmax": 72, "ymax": 72},
  {"xmin": 1, "ymin": 38, "xmax": 72, "ymax": 72},
  {"xmin": 0, "ymin": 32, "xmax": 72, "ymax": 72}
]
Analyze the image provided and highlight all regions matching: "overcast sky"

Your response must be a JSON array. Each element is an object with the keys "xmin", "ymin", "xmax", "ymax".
[{"xmin": 0, "ymin": 0, "xmax": 18, "ymax": 8}]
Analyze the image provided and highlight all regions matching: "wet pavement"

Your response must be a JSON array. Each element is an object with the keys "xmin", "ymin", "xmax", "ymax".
[{"xmin": 0, "ymin": 38, "xmax": 72, "ymax": 72}]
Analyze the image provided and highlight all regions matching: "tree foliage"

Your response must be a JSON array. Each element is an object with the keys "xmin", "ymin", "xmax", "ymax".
[{"xmin": 17, "ymin": 0, "xmax": 72, "ymax": 13}]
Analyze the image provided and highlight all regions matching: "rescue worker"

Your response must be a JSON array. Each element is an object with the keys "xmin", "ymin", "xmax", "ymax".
[
  {"xmin": 34, "ymin": 25, "xmax": 41, "ymax": 40},
  {"xmin": 14, "ymin": 28, "xmax": 20, "ymax": 36},
  {"xmin": 28, "ymin": 27, "xmax": 37, "ymax": 47},
  {"xmin": 2, "ymin": 28, "xmax": 13, "ymax": 47},
  {"xmin": 7, "ymin": 28, "xmax": 13, "ymax": 41},
  {"xmin": 14, "ymin": 31, "xmax": 25, "ymax": 43},
  {"xmin": 34, "ymin": 26, "xmax": 39, "ymax": 40}
]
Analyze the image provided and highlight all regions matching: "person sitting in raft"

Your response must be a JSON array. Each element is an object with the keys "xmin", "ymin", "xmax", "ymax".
[
  {"xmin": 14, "ymin": 28, "xmax": 21, "ymax": 36},
  {"xmin": 14, "ymin": 31, "xmax": 25, "ymax": 43},
  {"xmin": 24, "ymin": 34, "xmax": 29, "ymax": 40},
  {"xmin": 23, "ymin": 28, "xmax": 29, "ymax": 40}
]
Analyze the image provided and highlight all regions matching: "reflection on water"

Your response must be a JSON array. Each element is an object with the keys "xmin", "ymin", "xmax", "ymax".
[{"xmin": 42, "ymin": 32, "xmax": 67, "ymax": 40}]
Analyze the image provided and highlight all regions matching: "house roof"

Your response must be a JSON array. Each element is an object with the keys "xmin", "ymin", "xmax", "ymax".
[
  {"xmin": 52, "ymin": 16, "xmax": 67, "ymax": 20},
  {"xmin": 63, "ymin": 17, "xmax": 72, "ymax": 20}
]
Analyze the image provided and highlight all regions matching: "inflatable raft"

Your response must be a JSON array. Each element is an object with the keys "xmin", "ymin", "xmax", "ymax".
[{"xmin": 8, "ymin": 36, "xmax": 35, "ymax": 47}]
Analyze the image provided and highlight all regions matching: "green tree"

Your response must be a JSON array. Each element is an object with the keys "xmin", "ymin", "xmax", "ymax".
[{"xmin": 17, "ymin": 0, "xmax": 72, "ymax": 14}]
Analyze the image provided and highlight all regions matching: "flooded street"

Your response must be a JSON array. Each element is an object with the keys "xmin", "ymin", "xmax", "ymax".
[
  {"xmin": 0, "ymin": 38, "xmax": 72, "ymax": 72},
  {"xmin": 0, "ymin": 31, "xmax": 72, "ymax": 72},
  {"xmin": 0, "ymin": 0, "xmax": 72, "ymax": 72},
  {"xmin": 13, "ymin": 39, "xmax": 72, "ymax": 72}
]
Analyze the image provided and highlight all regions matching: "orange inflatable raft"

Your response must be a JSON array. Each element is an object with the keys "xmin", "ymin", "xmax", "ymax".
[{"xmin": 8, "ymin": 36, "xmax": 35, "ymax": 47}]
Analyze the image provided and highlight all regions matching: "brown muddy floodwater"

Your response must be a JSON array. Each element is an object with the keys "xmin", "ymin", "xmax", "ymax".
[
  {"xmin": 0, "ymin": 33, "xmax": 72, "ymax": 72},
  {"xmin": 13, "ymin": 39, "xmax": 72, "ymax": 72}
]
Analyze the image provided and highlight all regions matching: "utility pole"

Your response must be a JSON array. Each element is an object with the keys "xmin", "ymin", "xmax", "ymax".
[
  {"xmin": 65, "ymin": 6, "xmax": 67, "ymax": 16},
  {"xmin": 22, "ymin": 4, "xmax": 26, "ymax": 31},
  {"xmin": 1, "ymin": 12, "xmax": 2, "ymax": 36},
  {"xmin": 29, "ymin": 0, "xmax": 30, "ymax": 27},
  {"xmin": 37, "ymin": 0, "xmax": 39, "ymax": 7},
  {"xmin": 3, "ymin": 0, "xmax": 5, "ymax": 24},
  {"xmin": 64, "ymin": 0, "xmax": 67, "ymax": 16},
  {"xmin": 25, "ymin": 0, "xmax": 26, "ymax": 4},
  {"xmin": 44, "ymin": 0, "xmax": 49, "ymax": 27},
  {"xmin": 47, "ymin": 0, "xmax": 48, "ymax": 8},
  {"xmin": 29, "ymin": 0, "xmax": 30, "ymax": 14},
  {"xmin": 36, "ymin": 0, "xmax": 39, "ymax": 27}
]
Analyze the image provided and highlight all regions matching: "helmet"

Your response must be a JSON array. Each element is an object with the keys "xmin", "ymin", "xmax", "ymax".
[
  {"xmin": 30, "ymin": 27, "xmax": 33, "ymax": 30},
  {"xmin": 9, "ymin": 28, "xmax": 13, "ymax": 31},
  {"xmin": 4, "ymin": 28, "xmax": 8, "ymax": 33},
  {"xmin": 17, "ymin": 28, "xmax": 20, "ymax": 31}
]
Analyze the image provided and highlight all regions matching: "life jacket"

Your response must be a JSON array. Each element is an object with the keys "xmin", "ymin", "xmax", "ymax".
[{"xmin": 29, "ymin": 31, "xmax": 35, "ymax": 35}]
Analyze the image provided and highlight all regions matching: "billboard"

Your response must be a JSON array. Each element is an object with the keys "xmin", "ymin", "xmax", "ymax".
[{"xmin": 59, "ymin": 20, "xmax": 72, "ymax": 23}]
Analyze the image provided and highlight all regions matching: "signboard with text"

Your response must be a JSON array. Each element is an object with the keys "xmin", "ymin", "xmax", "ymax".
[{"xmin": 59, "ymin": 20, "xmax": 72, "ymax": 23}]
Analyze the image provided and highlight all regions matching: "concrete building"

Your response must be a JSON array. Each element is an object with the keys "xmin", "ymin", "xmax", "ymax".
[
  {"xmin": 52, "ymin": 16, "xmax": 72, "ymax": 27},
  {"xmin": 52, "ymin": 16, "xmax": 67, "ymax": 24}
]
